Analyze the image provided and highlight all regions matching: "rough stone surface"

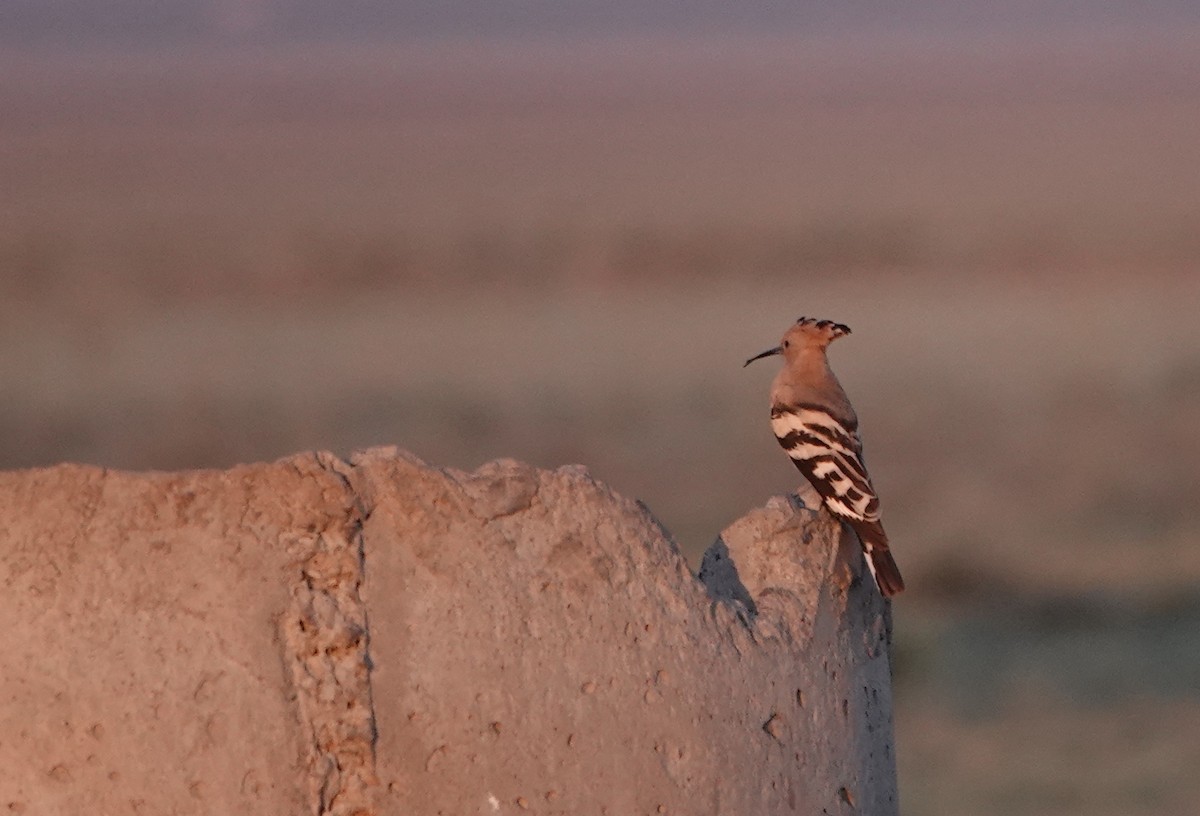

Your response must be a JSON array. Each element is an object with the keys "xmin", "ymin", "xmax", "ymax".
[
  {"xmin": 0, "ymin": 454, "xmax": 358, "ymax": 815},
  {"xmin": 0, "ymin": 447, "xmax": 897, "ymax": 815}
]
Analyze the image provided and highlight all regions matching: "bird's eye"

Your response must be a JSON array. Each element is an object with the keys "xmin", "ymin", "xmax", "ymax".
[{"xmin": 783, "ymin": 341, "xmax": 789, "ymax": 348}]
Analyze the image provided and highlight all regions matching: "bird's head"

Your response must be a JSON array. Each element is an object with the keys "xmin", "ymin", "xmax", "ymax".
[{"xmin": 744, "ymin": 317, "xmax": 851, "ymax": 366}]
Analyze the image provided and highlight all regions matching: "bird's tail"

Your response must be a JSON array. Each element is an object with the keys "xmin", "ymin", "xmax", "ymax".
[{"xmin": 859, "ymin": 532, "xmax": 905, "ymax": 597}]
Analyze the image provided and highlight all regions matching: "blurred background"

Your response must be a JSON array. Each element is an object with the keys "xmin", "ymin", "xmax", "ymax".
[{"xmin": 3, "ymin": 2, "xmax": 1200, "ymax": 812}]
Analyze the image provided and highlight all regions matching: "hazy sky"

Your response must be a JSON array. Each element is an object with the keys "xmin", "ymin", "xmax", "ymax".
[{"xmin": 4, "ymin": 0, "xmax": 1200, "ymax": 48}]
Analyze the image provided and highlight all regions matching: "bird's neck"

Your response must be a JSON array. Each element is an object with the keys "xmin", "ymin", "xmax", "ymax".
[{"xmin": 793, "ymin": 347, "xmax": 836, "ymax": 384}]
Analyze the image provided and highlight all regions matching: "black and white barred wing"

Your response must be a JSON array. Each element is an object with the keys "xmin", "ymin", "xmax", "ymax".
[
  {"xmin": 769, "ymin": 404, "xmax": 880, "ymax": 523},
  {"xmin": 770, "ymin": 402, "xmax": 905, "ymax": 596}
]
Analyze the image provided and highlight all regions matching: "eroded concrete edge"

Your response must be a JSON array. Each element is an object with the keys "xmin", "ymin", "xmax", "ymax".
[
  {"xmin": 280, "ymin": 452, "xmax": 379, "ymax": 816},
  {"xmin": 271, "ymin": 449, "xmax": 893, "ymax": 814}
]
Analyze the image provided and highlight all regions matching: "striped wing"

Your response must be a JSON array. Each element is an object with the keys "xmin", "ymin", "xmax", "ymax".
[
  {"xmin": 770, "ymin": 402, "xmax": 905, "ymax": 596},
  {"xmin": 770, "ymin": 403, "xmax": 880, "ymax": 524}
]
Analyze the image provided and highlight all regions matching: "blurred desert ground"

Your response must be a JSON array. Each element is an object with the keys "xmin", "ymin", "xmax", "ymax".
[{"xmin": 3, "ymin": 26, "xmax": 1200, "ymax": 814}]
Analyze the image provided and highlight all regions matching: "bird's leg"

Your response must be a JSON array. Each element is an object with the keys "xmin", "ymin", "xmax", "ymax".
[{"xmin": 790, "ymin": 479, "xmax": 823, "ymax": 511}]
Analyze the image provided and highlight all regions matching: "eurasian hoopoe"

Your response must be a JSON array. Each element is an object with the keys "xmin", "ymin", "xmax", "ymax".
[{"xmin": 745, "ymin": 317, "xmax": 905, "ymax": 597}]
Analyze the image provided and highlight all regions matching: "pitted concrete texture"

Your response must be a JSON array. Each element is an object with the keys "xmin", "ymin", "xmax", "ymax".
[
  {"xmin": 0, "ymin": 453, "xmax": 365, "ymax": 814},
  {"xmin": 0, "ymin": 447, "xmax": 897, "ymax": 815}
]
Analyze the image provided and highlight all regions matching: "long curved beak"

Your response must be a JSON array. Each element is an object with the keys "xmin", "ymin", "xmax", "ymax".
[{"xmin": 743, "ymin": 346, "xmax": 783, "ymax": 367}]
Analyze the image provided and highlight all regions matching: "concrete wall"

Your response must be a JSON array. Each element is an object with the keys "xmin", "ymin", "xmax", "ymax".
[{"xmin": 0, "ymin": 447, "xmax": 897, "ymax": 815}]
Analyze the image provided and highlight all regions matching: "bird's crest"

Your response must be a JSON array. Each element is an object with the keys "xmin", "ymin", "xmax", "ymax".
[{"xmin": 795, "ymin": 317, "xmax": 851, "ymax": 340}]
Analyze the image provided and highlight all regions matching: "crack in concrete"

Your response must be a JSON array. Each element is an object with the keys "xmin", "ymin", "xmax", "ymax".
[{"xmin": 281, "ymin": 453, "xmax": 379, "ymax": 816}]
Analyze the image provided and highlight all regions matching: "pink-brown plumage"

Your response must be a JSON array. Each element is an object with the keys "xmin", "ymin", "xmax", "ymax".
[{"xmin": 746, "ymin": 317, "xmax": 904, "ymax": 597}]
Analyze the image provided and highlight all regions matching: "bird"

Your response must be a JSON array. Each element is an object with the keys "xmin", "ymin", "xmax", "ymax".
[{"xmin": 744, "ymin": 317, "xmax": 905, "ymax": 596}]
